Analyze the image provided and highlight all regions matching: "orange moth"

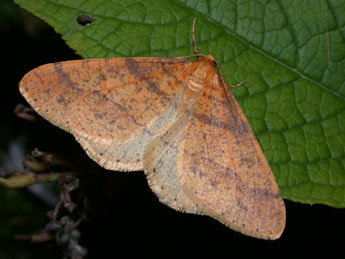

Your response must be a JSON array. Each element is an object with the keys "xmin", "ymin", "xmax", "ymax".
[{"xmin": 19, "ymin": 19, "xmax": 285, "ymax": 239}]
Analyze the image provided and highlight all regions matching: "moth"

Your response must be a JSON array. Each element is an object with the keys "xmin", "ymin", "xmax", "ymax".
[{"xmin": 19, "ymin": 19, "xmax": 285, "ymax": 240}]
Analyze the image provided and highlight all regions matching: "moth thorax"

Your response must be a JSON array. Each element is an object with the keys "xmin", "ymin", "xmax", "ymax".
[{"xmin": 187, "ymin": 73, "xmax": 205, "ymax": 92}]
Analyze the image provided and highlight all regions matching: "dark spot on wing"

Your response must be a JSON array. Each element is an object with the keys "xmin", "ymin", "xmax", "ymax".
[
  {"xmin": 125, "ymin": 59, "xmax": 145, "ymax": 79},
  {"xmin": 252, "ymin": 187, "xmax": 282, "ymax": 200},
  {"xmin": 192, "ymin": 111, "xmax": 250, "ymax": 135},
  {"xmin": 124, "ymin": 58, "xmax": 169, "ymax": 101},
  {"xmin": 54, "ymin": 62, "xmax": 79, "ymax": 90},
  {"xmin": 33, "ymin": 70, "xmax": 45, "ymax": 85},
  {"xmin": 56, "ymin": 94, "xmax": 67, "ymax": 105},
  {"xmin": 98, "ymin": 74, "xmax": 106, "ymax": 81},
  {"xmin": 94, "ymin": 112, "xmax": 104, "ymax": 119},
  {"xmin": 185, "ymin": 150, "xmax": 241, "ymax": 181},
  {"xmin": 236, "ymin": 197, "xmax": 248, "ymax": 212}
]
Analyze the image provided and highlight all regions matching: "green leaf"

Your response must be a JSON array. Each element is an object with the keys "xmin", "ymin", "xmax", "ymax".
[{"xmin": 14, "ymin": 0, "xmax": 345, "ymax": 208}]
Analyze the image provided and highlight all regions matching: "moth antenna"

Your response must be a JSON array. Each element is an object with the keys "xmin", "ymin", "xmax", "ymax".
[
  {"xmin": 192, "ymin": 18, "xmax": 200, "ymax": 56},
  {"xmin": 213, "ymin": 59, "xmax": 227, "ymax": 87},
  {"xmin": 192, "ymin": 17, "xmax": 244, "ymax": 89},
  {"xmin": 229, "ymin": 80, "xmax": 246, "ymax": 89}
]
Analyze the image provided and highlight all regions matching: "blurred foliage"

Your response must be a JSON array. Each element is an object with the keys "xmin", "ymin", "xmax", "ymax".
[
  {"xmin": 0, "ymin": 188, "xmax": 59, "ymax": 259},
  {"xmin": 0, "ymin": 0, "xmax": 66, "ymax": 258}
]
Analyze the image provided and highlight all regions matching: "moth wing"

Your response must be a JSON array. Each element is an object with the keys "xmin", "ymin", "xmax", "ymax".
[
  {"xmin": 178, "ymin": 75, "xmax": 286, "ymax": 239},
  {"xmin": 76, "ymin": 80, "xmax": 191, "ymax": 171},
  {"xmin": 76, "ymin": 137, "xmax": 144, "ymax": 171},
  {"xmin": 20, "ymin": 58, "xmax": 191, "ymax": 170},
  {"xmin": 143, "ymin": 113, "xmax": 203, "ymax": 213},
  {"xmin": 19, "ymin": 58, "xmax": 191, "ymax": 147},
  {"xmin": 143, "ymin": 82, "xmax": 207, "ymax": 213}
]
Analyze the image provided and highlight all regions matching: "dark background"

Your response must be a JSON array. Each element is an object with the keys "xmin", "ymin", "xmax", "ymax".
[{"xmin": 1, "ymin": 1, "xmax": 344, "ymax": 258}]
